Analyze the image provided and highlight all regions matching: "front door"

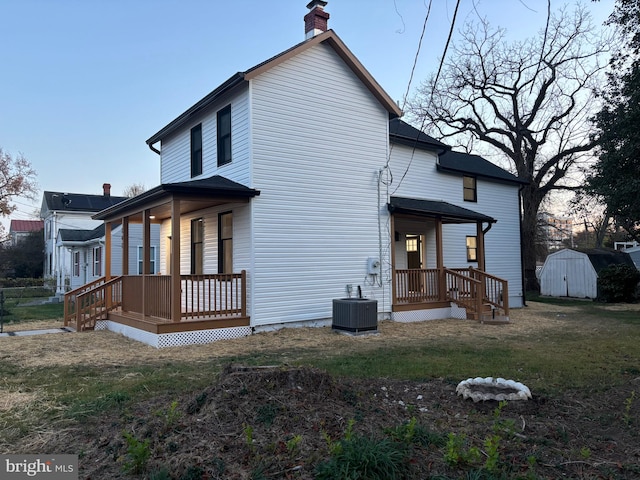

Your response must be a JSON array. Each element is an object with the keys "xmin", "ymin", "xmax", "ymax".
[{"xmin": 406, "ymin": 235, "xmax": 423, "ymax": 292}]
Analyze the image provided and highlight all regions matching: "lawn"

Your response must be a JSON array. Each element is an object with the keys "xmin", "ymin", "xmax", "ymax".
[{"xmin": 0, "ymin": 299, "xmax": 638, "ymax": 479}]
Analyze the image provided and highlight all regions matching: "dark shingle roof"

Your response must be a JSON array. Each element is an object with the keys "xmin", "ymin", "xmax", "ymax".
[
  {"xmin": 43, "ymin": 191, "xmax": 128, "ymax": 213},
  {"xmin": 58, "ymin": 224, "xmax": 105, "ymax": 242},
  {"xmin": 438, "ymin": 150, "xmax": 526, "ymax": 185},
  {"xmin": 388, "ymin": 196, "xmax": 496, "ymax": 224},
  {"xmin": 581, "ymin": 248, "xmax": 636, "ymax": 273},
  {"xmin": 389, "ymin": 119, "xmax": 449, "ymax": 151}
]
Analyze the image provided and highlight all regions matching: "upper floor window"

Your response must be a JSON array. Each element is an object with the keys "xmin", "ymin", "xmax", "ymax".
[
  {"xmin": 137, "ymin": 246, "xmax": 157, "ymax": 275},
  {"xmin": 217, "ymin": 105, "xmax": 232, "ymax": 167},
  {"xmin": 191, "ymin": 124, "xmax": 203, "ymax": 177},
  {"xmin": 191, "ymin": 218, "xmax": 203, "ymax": 275},
  {"xmin": 463, "ymin": 176, "xmax": 477, "ymax": 202},
  {"xmin": 218, "ymin": 211, "xmax": 233, "ymax": 274}
]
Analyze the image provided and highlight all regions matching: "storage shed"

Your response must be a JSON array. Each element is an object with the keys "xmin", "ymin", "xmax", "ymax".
[{"xmin": 539, "ymin": 248, "xmax": 636, "ymax": 298}]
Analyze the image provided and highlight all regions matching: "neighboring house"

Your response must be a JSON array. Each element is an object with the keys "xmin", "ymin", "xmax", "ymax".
[
  {"xmin": 539, "ymin": 248, "xmax": 636, "ymax": 298},
  {"xmin": 9, "ymin": 219, "xmax": 44, "ymax": 246},
  {"xmin": 57, "ymin": 223, "xmax": 160, "ymax": 291},
  {"xmin": 41, "ymin": 184, "xmax": 128, "ymax": 293},
  {"xmin": 65, "ymin": 2, "xmax": 525, "ymax": 347}
]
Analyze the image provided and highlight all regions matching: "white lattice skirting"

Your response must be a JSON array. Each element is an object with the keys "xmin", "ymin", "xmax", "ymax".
[
  {"xmin": 392, "ymin": 305, "xmax": 467, "ymax": 323},
  {"xmin": 94, "ymin": 320, "xmax": 252, "ymax": 348}
]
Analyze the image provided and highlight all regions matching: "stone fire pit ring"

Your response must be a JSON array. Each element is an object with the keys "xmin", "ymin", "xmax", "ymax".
[{"xmin": 456, "ymin": 376, "xmax": 532, "ymax": 402}]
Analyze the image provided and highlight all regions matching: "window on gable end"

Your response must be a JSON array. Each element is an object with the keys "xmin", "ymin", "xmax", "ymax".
[
  {"xmin": 463, "ymin": 176, "xmax": 477, "ymax": 202},
  {"xmin": 191, "ymin": 124, "xmax": 203, "ymax": 177},
  {"xmin": 217, "ymin": 105, "xmax": 232, "ymax": 167}
]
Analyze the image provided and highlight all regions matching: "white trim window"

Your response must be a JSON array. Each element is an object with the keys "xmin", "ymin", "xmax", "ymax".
[
  {"xmin": 137, "ymin": 246, "xmax": 157, "ymax": 274},
  {"xmin": 73, "ymin": 251, "xmax": 80, "ymax": 277},
  {"xmin": 93, "ymin": 246, "xmax": 102, "ymax": 276}
]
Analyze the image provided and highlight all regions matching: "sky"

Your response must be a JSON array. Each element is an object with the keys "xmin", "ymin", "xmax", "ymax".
[{"xmin": 0, "ymin": 0, "xmax": 615, "ymax": 229}]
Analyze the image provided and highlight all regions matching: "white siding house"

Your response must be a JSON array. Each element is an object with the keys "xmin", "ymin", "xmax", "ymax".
[
  {"xmin": 41, "ymin": 185, "xmax": 128, "ymax": 294},
  {"xmin": 73, "ymin": 2, "xmax": 525, "ymax": 346}
]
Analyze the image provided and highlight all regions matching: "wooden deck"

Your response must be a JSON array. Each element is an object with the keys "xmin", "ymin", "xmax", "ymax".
[
  {"xmin": 64, "ymin": 271, "xmax": 249, "ymax": 333},
  {"xmin": 393, "ymin": 267, "xmax": 509, "ymax": 321}
]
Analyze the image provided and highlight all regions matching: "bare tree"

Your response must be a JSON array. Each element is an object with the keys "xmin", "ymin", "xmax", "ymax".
[
  {"xmin": 122, "ymin": 183, "xmax": 146, "ymax": 198},
  {"xmin": 0, "ymin": 148, "xmax": 37, "ymax": 216},
  {"xmin": 410, "ymin": 5, "xmax": 611, "ymax": 290}
]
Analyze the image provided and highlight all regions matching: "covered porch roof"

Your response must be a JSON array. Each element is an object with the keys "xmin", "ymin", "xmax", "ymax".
[
  {"xmin": 387, "ymin": 196, "xmax": 496, "ymax": 224},
  {"xmin": 93, "ymin": 175, "xmax": 260, "ymax": 223}
]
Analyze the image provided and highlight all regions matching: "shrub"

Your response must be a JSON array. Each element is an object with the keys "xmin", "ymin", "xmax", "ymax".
[{"xmin": 598, "ymin": 264, "xmax": 640, "ymax": 303}]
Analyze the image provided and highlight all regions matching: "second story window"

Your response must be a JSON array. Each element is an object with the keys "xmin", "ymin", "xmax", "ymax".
[
  {"xmin": 217, "ymin": 105, "xmax": 232, "ymax": 166},
  {"xmin": 191, "ymin": 124, "xmax": 203, "ymax": 177},
  {"xmin": 463, "ymin": 176, "xmax": 477, "ymax": 202}
]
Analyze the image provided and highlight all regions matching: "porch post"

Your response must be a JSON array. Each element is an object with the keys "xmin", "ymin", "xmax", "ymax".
[
  {"xmin": 476, "ymin": 222, "xmax": 486, "ymax": 272},
  {"xmin": 142, "ymin": 209, "xmax": 151, "ymax": 317},
  {"xmin": 171, "ymin": 199, "xmax": 181, "ymax": 323},
  {"xmin": 104, "ymin": 221, "xmax": 112, "ymax": 280},
  {"xmin": 122, "ymin": 217, "xmax": 129, "ymax": 275},
  {"xmin": 435, "ymin": 218, "xmax": 445, "ymax": 301},
  {"xmin": 390, "ymin": 213, "xmax": 397, "ymax": 306}
]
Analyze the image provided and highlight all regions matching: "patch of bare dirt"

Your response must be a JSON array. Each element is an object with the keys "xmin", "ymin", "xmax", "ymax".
[{"xmin": 38, "ymin": 364, "xmax": 640, "ymax": 479}]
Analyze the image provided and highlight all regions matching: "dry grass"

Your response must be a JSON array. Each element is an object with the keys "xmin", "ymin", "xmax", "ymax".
[{"xmin": 0, "ymin": 301, "xmax": 625, "ymax": 369}]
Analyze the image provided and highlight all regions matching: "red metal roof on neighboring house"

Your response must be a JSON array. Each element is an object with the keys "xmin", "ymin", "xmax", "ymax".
[{"xmin": 9, "ymin": 219, "xmax": 44, "ymax": 232}]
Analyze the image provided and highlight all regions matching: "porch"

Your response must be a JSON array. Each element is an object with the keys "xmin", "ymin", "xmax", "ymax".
[
  {"xmin": 64, "ymin": 271, "xmax": 249, "ymax": 334},
  {"xmin": 393, "ymin": 267, "xmax": 509, "ymax": 322}
]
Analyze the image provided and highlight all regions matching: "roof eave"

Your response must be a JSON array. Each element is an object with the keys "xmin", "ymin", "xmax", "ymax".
[{"xmin": 146, "ymin": 73, "xmax": 247, "ymax": 146}]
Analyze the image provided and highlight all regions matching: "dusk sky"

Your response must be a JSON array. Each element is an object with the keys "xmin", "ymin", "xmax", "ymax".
[{"xmin": 0, "ymin": 0, "xmax": 615, "ymax": 229}]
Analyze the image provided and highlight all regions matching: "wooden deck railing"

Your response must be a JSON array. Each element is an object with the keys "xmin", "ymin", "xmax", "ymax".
[
  {"xmin": 64, "ymin": 276, "xmax": 123, "ymax": 331},
  {"xmin": 393, "ymin": 267, "xmax": 509, "ymax": 319},
  {"xmin": 443, "ymin": 268, "xmax": 483, "ymax": 318},
  {"xmin": 394, "ymin": 268, "xmax": 441, "ymax": 303},
  {"xmin": 181, "ymin": 272, "xmax": 247, "ymax": 320},
  {"xmin": 72, "ymin": 271, "xmax": 248, "ymax": 322}
]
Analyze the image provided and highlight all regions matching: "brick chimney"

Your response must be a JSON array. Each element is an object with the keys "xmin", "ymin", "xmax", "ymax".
[
  {"xmin": 304, "ymin": 0, "xmax": 329, "ymax": 39},
  {"xmin": 103, "ymin": 183, "xmax": 111, "ymax": 197}
]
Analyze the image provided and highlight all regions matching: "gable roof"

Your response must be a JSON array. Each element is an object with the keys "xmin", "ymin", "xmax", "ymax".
[
  {"xmin": 42, "ymin": 191, "xmax": 128, "ymax": 213},
  {"xmin": 438, "ymin": 151, "xmax": 526, "ymax": 185},
  {"xmin": 9, "ymin": 219, "xmax": 43, "ymax": 233},
  {"xmin": 146, "ymin": 30, "xmax": 402, "ymax": 148}
]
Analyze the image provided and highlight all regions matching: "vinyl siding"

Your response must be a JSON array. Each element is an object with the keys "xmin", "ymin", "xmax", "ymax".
[
  {"xmin": 160, "ymin": 88, "xmax": 251, "ymax": 186},
  {"xmin": 249, "ymin": 42, "xmax": 391, "ymax": 326},
  {"xmin": 389, "ymin": 144, "xmax": 524, "ymax": 307},
  {"xmin": 158, "ymin": 203, "xmax": 251, "ymax": 276}
]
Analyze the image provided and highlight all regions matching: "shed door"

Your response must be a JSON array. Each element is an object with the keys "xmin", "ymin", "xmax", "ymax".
[{"xmin": 550, "ymin": 259, "xmax": 569, "ymax": 297}]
